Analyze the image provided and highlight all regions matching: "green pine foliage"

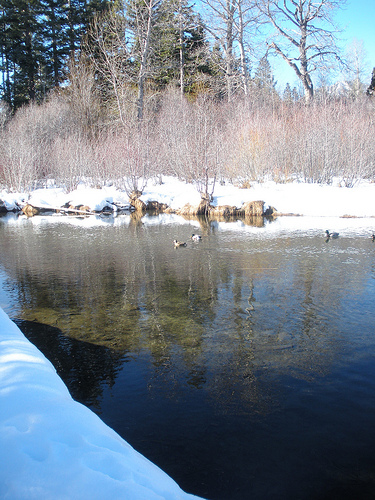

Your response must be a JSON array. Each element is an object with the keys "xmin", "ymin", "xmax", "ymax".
[
  {"xmin": 0, "ymin": 0, "xmax": 111, "ymax": 110},
  {"xmin": 0, "ymin": 0, "xmax": 42, "ymax": 108},
  {"xmin": 149, "ymin": 0, "xmax": 210, "ymax": 93}
]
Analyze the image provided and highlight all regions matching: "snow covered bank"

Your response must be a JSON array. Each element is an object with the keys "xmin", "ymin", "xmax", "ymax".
[
  {"xmin": 2, "ymin": 177, "xmax": 375, "ymax": 218},
  {"xmin": 210, "ymin": 179, "xmax": 375, "ymax": 218},
  {"xmin": 0, "ymin": 307, "xmax": 203, "ymax": 500}
]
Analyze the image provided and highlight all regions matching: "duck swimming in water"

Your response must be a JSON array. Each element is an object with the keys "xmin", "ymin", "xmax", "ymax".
[
  {"xmin": 325, "ymin": 230, "xmax": 339, "ymax": 239},
  {"xmin": 173, "ymin": 239, "xmax": 187, "ymax": 247},
  {"xmin": 191, "ymin": 234, "xmax": 202, "ymax": 241}
]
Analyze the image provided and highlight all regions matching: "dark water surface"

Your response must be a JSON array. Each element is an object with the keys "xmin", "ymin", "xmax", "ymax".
[{"xmin": 1, "ymin": 213, "xmax": 375, "ymax": 500}]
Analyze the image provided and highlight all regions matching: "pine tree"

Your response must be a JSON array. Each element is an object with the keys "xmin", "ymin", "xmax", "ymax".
[
  {"xmin": 283, "ymin": 82, "xmax": 292, "ymax": 103},
  {"xmin": 67, "ymin": 0, "xmax": 110, "ymax": 55},
  {"xmin": 0, "ymin": 2, "xmax": 13, "ymax": 104},
  {"xmin": 252, "ymin": 55, "xmax": 278, "ymax": 105},
  {"xmin": 39, "ymin": 0, "xmax": 70, "ymax": 88},
  {"xmin": 0, "ymin": 0, "xmax": 111, "ymax": 109},
  {"xmin": 150, "ymin": 0, "xmax": 209, "ymax": 95},
  {"xmin": 0, "ymin": 0, "xmax": 43, "ymax": 108}
]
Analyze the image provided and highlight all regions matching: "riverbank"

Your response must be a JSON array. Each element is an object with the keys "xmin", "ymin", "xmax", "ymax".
[
  {"xmin": 1, "ymin": 176, "xmax": 375, "ymax": 218},
  {"xmin": 0, "ymin": 306, "xmax": 203, "ymax": 499}
]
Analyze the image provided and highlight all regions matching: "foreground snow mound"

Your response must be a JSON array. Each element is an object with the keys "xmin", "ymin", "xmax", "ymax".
[{"xmin": 0, "ymin": 308, "xmax": 203, "ymax": 500}]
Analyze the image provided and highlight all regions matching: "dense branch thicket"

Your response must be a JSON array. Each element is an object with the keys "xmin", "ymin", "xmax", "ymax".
[{"xmin": 0, "ymin": 88, "xmax": 374, "ymax": 193}]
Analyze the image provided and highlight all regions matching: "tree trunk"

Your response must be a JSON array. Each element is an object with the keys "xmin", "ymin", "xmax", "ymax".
[
  {"xmin": 225, "ymin": 0, "xmax": 235, "ymax": 101},
  {"xmin": 237, "ymin": 2, "xmax": 248, "ymax": 96},
  {"xmin": 137, "ymin": 0, "xmax": 154, "ymax": 121},
  {"xmin": 178, "ymin": 0, "xmax": 185, "ymax": 97}
]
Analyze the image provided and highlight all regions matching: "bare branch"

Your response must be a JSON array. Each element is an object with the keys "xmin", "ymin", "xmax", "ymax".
[{"xmin": 257, "ymin": 0, "xmax": 346, "ymax": 101}]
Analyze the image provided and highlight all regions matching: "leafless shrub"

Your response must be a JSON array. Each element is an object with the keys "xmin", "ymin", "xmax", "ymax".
[
  {"xmin": 0, "ymin": 101, "xmax": 10, "ymax": 130},
  {"xmin": 0, "ymin": 95, "xmax": 94, "ymax": 192},
  {"xmin": 65, "ymin": 56, "xmax": 102, "ymax": 137},
  {"xmin": 50, "ymin": 134, "xmax": 97, "ymax": 192},
  {"xmin": 226, "ymin": 96, "xmax": 375, "ymax": 186},
  {"xmin": 156, "ymin": 87, "xmax": 191, "ymax": 178},
  {"xmin": 1, "ymin": 84, "xmax": 374, "ymax": 195},
  {"xmin": 157, "ymin": 89, "xmax": 227, "ymax": 198},
  {"xmin": 0, "ymin": 102, "xmax": 53, "ymax": 191},
  {"xmin": 97, "ymin": 125, "xmax": 155, "ymax": 195}
]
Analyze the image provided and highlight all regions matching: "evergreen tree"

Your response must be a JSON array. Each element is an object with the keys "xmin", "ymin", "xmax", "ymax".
[
  {"xmin": 252, "ymin": 55, "xmax": 278, "ymax": 104},
  {"xmin": 83, "ymin": 0, "xmax": 213, "ymax": 122},
  {"xmin": 39, "ymin": 0, "xmax": 70, "ymax": 88},
  {"xmin": 67, "ymin": 0, "xmax": 110, "ymax": 55},
  {"xmin": 0, "ymin": 0, "xmax": 43, "ymax": 108},
  {"xmin": 367, "ymin": 67, "xmax": 375, "ymax": 97},
  {"xmin": 0, "ymin": 0, "xmax": 111, "ymax": 109},
  {"xmin": 253, "ymin": 55, "xmax": 275, "ymax": 90},
  {"xmin": 283, "ymin": 82, "xmax": 292, "ymax": 102},
  {"xmin": 0, "ymin": 2, "xmax": 13, "ymax": 104},
  {"xmin": 150, "ymin": 0, "xmax": 209, "ymax": 95}
]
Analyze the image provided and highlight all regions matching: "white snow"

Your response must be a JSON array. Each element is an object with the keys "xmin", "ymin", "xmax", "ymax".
[
  {"xmin": 1, "ymin": 175, "xmax": 375, "ymax": 499},
  {"xmin": 0, "ymin": 307, "xmax": 202, "ymax": 500},
  {"xmin": 27, "ymin": 184, "xmax": 131, "ymax": 213},
  {"xmin": 140, "ymin": 177, "xmax": 202, "ymax": 210},
  {"xmin": 2, "ymin": 176, "xmax": 375, "ymax": 219}
]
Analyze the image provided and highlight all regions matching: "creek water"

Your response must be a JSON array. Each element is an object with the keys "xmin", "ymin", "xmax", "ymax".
[{"xmin": 1, "ymin": 212, "xmax": 375, "ymax": 500}]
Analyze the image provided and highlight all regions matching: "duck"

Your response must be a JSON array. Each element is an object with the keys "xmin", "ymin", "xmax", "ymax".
[
  {"xmin": 173, "ymin": 239, "xmax": 187, "ymax": 248},
  {"xmin": 325, "ymin": 230, "xmax": 339, "ymax": 239},
  {"xmin": 191, "ymin": 233, "xmax": 202, "ymax": 241}
]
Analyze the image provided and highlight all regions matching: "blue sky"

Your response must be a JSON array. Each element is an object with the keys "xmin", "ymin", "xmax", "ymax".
[
  {"xmin": 272, "ymin": 0, "xmax": 375, "ymax": 91},
  {"xmin": 336, "ymin": 0, "xmax": 374, "ymax": 70}
]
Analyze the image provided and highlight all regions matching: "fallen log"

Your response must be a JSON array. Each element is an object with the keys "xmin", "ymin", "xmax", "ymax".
[{"xmin": 21, "ymin": 203, "xmax": 96, "ymax": 216}]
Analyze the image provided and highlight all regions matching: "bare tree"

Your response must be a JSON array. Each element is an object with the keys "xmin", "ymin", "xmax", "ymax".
[
  {"xmin": 257, "ymin": 0, "xmax": 346, "ymax": 102},
  {"xmin": 234, "ymin": 0, "xmax": 263, "ymax": 96},
  {"xmin": 201, "ymin": 0, "xmax": 236, "ymax": 100},
  {"xmin": 344, "ymin": 38, "xmax": 368, "ymax": 97},
  {"xmin": 200, "ymin": 0, "xmax": 259, "ymax": 99},
  {"xmin": 85, "ymin": 7, "xmax": 134, "ymax": 127},
  {"xmin": 85, "ymin": 1, "xmax": 161, "ymax": 123},
  {"xmin": 236, "ymin": 0, "xmax": 251, "ymax": 95},
  {"xmin": 173, "ymin": 0, "xmax": 208, "ymax": 97},
  {"xmin": 127, "ymin": 0, "xmax": 162, "ymax": 121}
]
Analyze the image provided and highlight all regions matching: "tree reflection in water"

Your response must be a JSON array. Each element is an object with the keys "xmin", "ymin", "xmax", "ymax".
[
  {"xmin": 1, "ymin": 213, "xmax": 375, "ymax": 500},
  {"xmin": 14, "ymin": 319, "xmax": 125, "ymax": 410}
]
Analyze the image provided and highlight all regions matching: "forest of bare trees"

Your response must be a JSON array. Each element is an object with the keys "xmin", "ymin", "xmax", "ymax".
[
  {"xmin": 0, "ymin": 0, "xmax": 374, "ymax": 196},
  {"xmin": 0, "ymin": 88, "xmax": 374, "ymax": 195}
]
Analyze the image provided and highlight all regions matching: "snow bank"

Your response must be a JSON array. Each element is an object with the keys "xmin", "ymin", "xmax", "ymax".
[
  {"xmin": 2, "ymin": 177, "xmax": 375, "ymax": 218},
  {"xmin": 0, "ymin": 307, "xmax": 203, "ymax": 500},
  {"xmin": 140, "ymin": 177, "xmax": 201, "ymax": 210}
]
